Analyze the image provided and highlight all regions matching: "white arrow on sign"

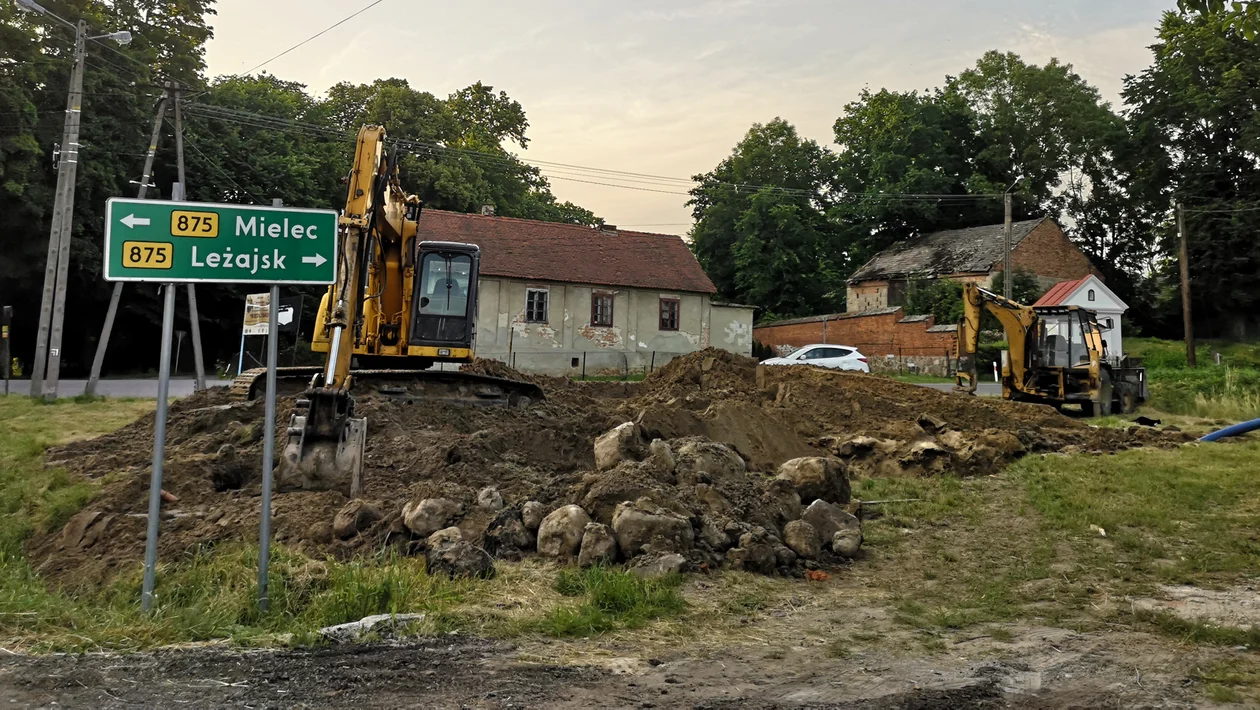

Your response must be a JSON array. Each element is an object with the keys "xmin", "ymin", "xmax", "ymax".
[
  {"xmin": 120, "ymin": 214, "xmax": 150, "ymax": 228},
  {"xmin": 301, "ymin": 254, "xmax": 327, "ymax": 267}
]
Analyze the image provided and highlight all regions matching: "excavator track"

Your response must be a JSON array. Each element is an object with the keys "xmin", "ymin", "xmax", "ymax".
[{"xmin": 229, "ymin": 366, "xmax": 545, "ymax": 407}]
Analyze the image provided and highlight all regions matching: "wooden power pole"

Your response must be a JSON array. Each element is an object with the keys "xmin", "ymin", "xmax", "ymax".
[{"xmin": 1177, "ymin": 202, "xmax": 1196, "ymax": 368}]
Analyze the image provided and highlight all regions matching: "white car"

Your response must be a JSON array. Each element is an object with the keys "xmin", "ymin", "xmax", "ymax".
[{"xmin": 761, "ymin": 344, "xmax": 870, "ymax": 373}]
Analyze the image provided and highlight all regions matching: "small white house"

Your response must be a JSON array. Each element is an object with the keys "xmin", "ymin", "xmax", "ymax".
[{"xmin": 1033, "ymin": 274, "xmax": 1128, "ymax": 359}]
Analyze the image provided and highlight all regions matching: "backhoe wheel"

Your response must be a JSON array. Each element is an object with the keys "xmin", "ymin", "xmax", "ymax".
[
  {"xmin": 1093, "ymin": 370, "xmax": 1114, "ymax": 418},
  {"xmin": 1115, "ymin": 382, "xmax": 1138, "ymax": 414}
]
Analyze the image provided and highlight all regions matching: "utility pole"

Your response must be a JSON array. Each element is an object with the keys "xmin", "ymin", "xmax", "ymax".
[
  {"xmin": 1177, "ymin": 202, "xmax": 1196, "ymax": 368},
  {"xmin": 1003, "ymin": 192, "xmax": 1013, "ymax": 300},
  {"xmin": 86, "ymin": 90, "xmax": 169, "ymax": 397},
  {"xmin": 173, "ymin": 89, "xmax": 208, "ymax": 391},
  {"xmin": 29, "ymin": 20, "xmax": 86, "ymax": 401}
]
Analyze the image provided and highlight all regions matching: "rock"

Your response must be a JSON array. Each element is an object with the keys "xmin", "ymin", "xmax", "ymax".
[
  {"xmin": 782, "ymin": 520, "xmax": 820, "ymax": 560},
  {"xmin": 629, "ymin": 552, "xmax": 687, "ymax": 578},
  {"xmin": 776, "ymin": 457, "xmax": 850, "ymax": 504},
  {"xmin": 577, "ymin": 523, "xmax": 618, "ymax": 567},
  {"xmin": 674, "ymin": 439, "xmax": 745, "ymax": 486},
  {"xmin": 646, "ymin": 439, "xmax": 676, "ymax": 475},
  {"xmin": 319, "ymin": 613, "xmax": 427, "ymax": 643},
  {"xmin": 425, "ymin": 527, "xmax": 495, "ymax": 579},
  {"xmin": 57, "ymin": 510, "xmax": 102, "ymax": 550},
  {"xmin": 832, "ymin": 528, "xmax": 862, "ymax": 558},
  {"xmin": 305, "ymin": 521, "xmax": 334, "ymax": 545},
  {"xmin": 698, "ymin": 515, "xmax": 731, "ymax": 552},
  {"xmin": 975, "ymin": 430, "xmax": 1026, "ymax": 457},
  {"xmin": 834, "ymin": 435, "xmax": 881, "ymax": 457},
  {"xmin": 333, "ymin": 499, "xmax": 381, "ymax": 540},
  {"xmin": 483, "ymin": 507, "xmax": 535, "ymax": 559},
  {"xmin": 726, "ymin": 527, "xmax": 779, "ymax": 575},
  {"xmin": 536, "ymin": 504, "xmax": 592, "ymax": 559},
  {"xmin": 611, "ymin": 499, "xmax": 694, "ymax": 556},
  {"xmin": 760, "ymin": 478, "xmax": 802, "ymax": 529},
  {"xmin": 900, "ymin": 439, "xmax": 953, "ymax": 476},
  {"xmin": 402, "ymin": 498, "xmax": 463, "ymax": 538},
  {"xmin": 594, "ymin": 421, "xmax": 645, "ymax": 471},
  {"xmin": 694, "ymin": 484, "xmax": 733, "ymax": 516},
  {"xmin": 917, "ymin": 413, "xmax": 948, "ymax": 433},
  {"xmin": 801, "ymin": 499, "xmax": 861, "ymax": 546},
  {"xmin": 521, "ymin": 501, "xmax": 547, "ymax": 532},
  {"xmin": 476, "ymin": 486, "xmax": 505, "ymax": 511}
]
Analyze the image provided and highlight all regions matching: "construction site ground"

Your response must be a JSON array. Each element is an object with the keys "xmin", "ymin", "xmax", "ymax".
[{"xmin": 2, "ymin": 350, "xmax": 1258, "ymax": 708}]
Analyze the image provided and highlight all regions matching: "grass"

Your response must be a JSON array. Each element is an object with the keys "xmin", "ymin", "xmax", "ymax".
[
  {"xmin": 888, "ymin": 374, "xmax": 955, "ymax": 384},
  {"xmin": 531, "ymin": 566, "xmax": 686, "ymax": 637}
]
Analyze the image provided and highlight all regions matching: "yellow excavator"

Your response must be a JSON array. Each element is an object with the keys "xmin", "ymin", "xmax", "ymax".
[
  {"xmin": 232, "ymin": 125, "xmax": 542, "ymax": 495},
  {"xmin": 954, "ymin": 282, "xmax": 1146, "ymax": 416}
]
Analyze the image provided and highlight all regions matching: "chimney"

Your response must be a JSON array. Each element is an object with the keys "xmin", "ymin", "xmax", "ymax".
[{"xmin": 480, "ymin": 204, "xmax": 495, "ymax": 216}]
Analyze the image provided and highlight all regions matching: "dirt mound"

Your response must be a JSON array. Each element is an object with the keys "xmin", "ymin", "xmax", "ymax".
[{"xmin": 28, "ymin": 349, "xmax": 1183, "ymax": 587}]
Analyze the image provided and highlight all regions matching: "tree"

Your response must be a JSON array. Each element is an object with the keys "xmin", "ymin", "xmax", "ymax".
[
  {"xmin": 1179, "ymin": 0, "xmax": 1260, "ymax": 38},
  {"xmin": 904, "ymin": 278, "xmax": 965, "ymax": 326},
  {"xmin": 990, "ymin": 269, "xmax": 1045, "ymax": 306},
  {"xmin": 1124, "ymin": 12, "xmax": 1260, "ymax": 337},
  {"xmin": 689, "ymin": 119, "xmax": 845, "ymax": 317}
]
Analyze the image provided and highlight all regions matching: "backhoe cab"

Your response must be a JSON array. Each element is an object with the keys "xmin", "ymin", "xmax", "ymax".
[{"xmin": 955, "ymin": 282, "xmax": 1146, "ymax": 416}]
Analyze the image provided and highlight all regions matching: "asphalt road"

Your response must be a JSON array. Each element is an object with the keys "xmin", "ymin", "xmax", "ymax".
[
  {"xmin": 923, "ymin": 381, "xmax": 1002, "ymax": 397},
  {"xmin": 2, "ymin": 378, "xmax": 234, "ymax": 399}
]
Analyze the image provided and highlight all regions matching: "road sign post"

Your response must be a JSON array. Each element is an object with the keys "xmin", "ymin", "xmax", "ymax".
[
  {"xmin": 105, "ymin": 198, "xmax": 336, "ymax": 612},
  {"xmin": 1, "ymin": 306, "xmax": 12, "ymax": 396},
  {"xmin": 104, "ymin": 198, "xmax": 337, "ymax": 284}
]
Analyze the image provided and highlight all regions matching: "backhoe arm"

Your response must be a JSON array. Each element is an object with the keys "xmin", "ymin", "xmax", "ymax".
[{"xmin": 954, "ymin": 282, "xmax": 1037, "ymax": 395}]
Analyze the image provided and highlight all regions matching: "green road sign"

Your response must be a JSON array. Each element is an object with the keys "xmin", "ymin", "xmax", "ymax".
[{"xmin": 104, "ymin": 198, "xmax": 338, "ymax": 284}]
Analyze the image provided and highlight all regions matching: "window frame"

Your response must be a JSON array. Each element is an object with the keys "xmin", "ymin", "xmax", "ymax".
[
  {"xmin": 591, "ymin": 291, "xmax": 615, "ymax": 327},
  {"xmin": 658, "ymin": 296, "xmax": 680, "ymax": 331},
  {"xmin": 524, "ymin": 287, "xmax": 549, "ymax": 324},
  {"xmin": 1087, "ymin": 289, "xmax": 1096, "ymax": 302}
]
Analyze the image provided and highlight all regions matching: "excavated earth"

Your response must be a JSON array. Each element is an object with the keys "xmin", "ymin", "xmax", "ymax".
[{"xmin": 29, "ymin": 349, "xmax": 1182, "ymax": 587}]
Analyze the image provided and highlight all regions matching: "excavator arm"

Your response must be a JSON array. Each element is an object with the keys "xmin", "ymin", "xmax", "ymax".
[{"xmin": 954, "ymin": 282, "xmax": 1038, "ymax": 396}]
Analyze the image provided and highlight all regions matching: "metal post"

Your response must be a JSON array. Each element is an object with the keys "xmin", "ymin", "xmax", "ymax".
[
  {"xmin": 172, "ymin": 93, "xmax": 207, "ymax": 391},
  {"xmin": 581, "ymin": 351, "xmax": 586, "ymax": 381},
  {"xmin": 1177, "ymin": 202, "xmax": 1196, "ymax": 368},
  {"xmin": 258, "ymin": 285, "xmax": 280, "ymax": 612},
  {"xmin": 1, "ymin": 306, "xmax": 11, "ymax": 396},
  {"xmin": 141, "ymin": 283, "xmax": 177, "ymax": 612},
  {"xmin": 650, "ymin": 351, "xmax": 656, "ymax": 373},
  {"xmin": 1003, "ymin": 192, "xmax": 1013, "ymax": 301},
  {"xmin": 31, "ymin": 20, "xmax": 87, "ymax": 400},
  {"xmin": 86, "ymin": 90, "xmax": 170, "ymax": 396}
]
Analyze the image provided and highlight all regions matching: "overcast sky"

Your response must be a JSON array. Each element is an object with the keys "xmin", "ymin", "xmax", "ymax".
[{"xmin": 203, "ymin": 0, "xmax": 1171, "ymax": 234}]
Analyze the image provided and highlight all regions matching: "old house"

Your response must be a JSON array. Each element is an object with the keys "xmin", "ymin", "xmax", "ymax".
[
  {"xmin": 846, "ymin": 217, "xmax": 1099, "ymax": 312},
  {"xmin": 1033, "ymin": 274, "xmax": 1129, "ymax": 359},
  {"xmin": 416, "ymin": 209, "xmax": 754, "ymax": 375}
]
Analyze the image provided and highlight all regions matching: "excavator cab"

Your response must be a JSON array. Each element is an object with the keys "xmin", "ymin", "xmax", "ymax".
[{"xmin": 409, "ymin": 242, "xmax": 479, "ymax": 351}]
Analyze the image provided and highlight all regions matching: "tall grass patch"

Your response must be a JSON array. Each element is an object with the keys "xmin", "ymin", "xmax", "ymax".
[{"xmin": 535, "ymin": 566, "xmax": 686, "ymax": 636}]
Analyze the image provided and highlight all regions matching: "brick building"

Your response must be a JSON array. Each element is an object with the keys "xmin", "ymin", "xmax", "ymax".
[
  {"xmin": 416, "ymin": 209, "xmax": 755, "ymax": 375},
  {"xmin": 846, "ymin": 217, "xmax": 1098, "ymax": 312},
  {"xmin": 752, "ymin": 307, "xmax": 958, "ymax": 376}
]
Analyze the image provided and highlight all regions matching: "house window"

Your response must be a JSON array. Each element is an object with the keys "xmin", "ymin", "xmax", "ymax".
[
  {"xmin": 591, "ymin": 292, "xmax": 614, "ymax": 327},
  {"xmin": 1103, "ymin": 317, "xmax": 1114, "ymax": 329},
  {"xmin": 1087, "ymin": 289, "xmax": 1096, "ymax": 302},
  {"xmin": 659, "ymin": 297, "xmax": 680, "ymax": 331},
  {"xmin": 525, "ymin": 288, "xmax": 548, "ymax": 323}
]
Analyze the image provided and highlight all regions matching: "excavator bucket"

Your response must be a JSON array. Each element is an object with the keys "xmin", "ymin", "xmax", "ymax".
[{"xmin": 276, "ymin": 390, "xmax": 366, "ymax": 497}]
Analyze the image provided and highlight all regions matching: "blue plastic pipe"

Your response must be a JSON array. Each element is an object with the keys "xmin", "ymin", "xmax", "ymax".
[{"xmin": 1199, "ymin": 418, "xmax": 1260, "ymax": 442}]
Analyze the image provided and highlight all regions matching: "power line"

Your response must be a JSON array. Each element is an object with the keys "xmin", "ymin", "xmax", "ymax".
[
  {"xmin": 240, "ymin": 0, "xmax": 388, "ymax": 75},
  {"xmin": 1182, "ymin": 205, "xmax": 1260, "ymax": 214},
  {"xmin": 181, "ymin": 132, "xmax": 265, "ymax": 204}
]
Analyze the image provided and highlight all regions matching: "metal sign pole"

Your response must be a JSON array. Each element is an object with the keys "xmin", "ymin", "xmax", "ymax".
[
  {"xmin": 141, "ymin": 283, "xmax": 177, "ymax": 612},
  {"xmin": 1, "ymin": 306, "xmax": 11, "ymax": 396},
  {"xmin": 258, "ymin": 284, "xmax": 280, "ymax": 611}
]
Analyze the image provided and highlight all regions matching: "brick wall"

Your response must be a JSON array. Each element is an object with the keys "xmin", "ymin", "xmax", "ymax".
[
  {"xmin": 753, "ymin": 307, "xmax": 956, "ymax": 358},
  {"xmin": 845, "ymin": 281, "xmax": 888, "ymax": 313},
  {"xmin": 1006, "ymin": 220, "xmax": 1101, "ymax": 290}
]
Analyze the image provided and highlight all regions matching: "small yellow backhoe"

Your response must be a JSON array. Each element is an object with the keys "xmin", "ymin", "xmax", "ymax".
[{"xmin": 955, "ymin": 282, "xmax": 1146, "ymax": 415}]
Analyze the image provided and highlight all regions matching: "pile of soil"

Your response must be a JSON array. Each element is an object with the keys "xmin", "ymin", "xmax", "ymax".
[{"xmin": 29, "ymin": 350, "xmax": 1181, "ymax": 586}]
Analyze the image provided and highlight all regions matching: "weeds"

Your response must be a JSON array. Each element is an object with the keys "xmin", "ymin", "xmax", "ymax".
[{"xmin": 536, "ymin": 567, "xmax": 686, "ymax": 637}]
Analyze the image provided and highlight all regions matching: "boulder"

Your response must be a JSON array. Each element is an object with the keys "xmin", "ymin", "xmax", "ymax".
[
  {"xmin": 645, "ymin": 439, "xmax": 677, "ymax": 481},
  {"xmin": 577, "ymin": 523, "xmax": 618, "ymax": 567},
  {"xmin": 611, "ymin": 499, "xmax": 694, "ymax": 556},
  {"xmin": 332, "ymin": 499, "xmax": 381, "ymax": 540},
  {"xmin": 425, "ymin": 527, "xmax": 495, "ymax": 579},
  {"xmin": 916, "ymin": 413, "xmax": 948, "ymax": 434},
  {"xmin": 483, "ymin": 507, "xmax": 535, "ymax": 559},
  {"xmin": 674, "ymin": 439, "xmax": 745, "ymax": 486},
  {"xmin": 900, "ymin": 439, "xmax": 953, "ymax": 476},
  {"xmin": 698, "ymin": 515, "xmax": 732, "ymax": 552},
  {"xmin": 319, "ymin": 613, "xmax": 427, "ymax": 643},
  {"xmin": 594, "ymin": 422, "xmax": 645, "ymax": 471},
  {"xmin": 476, "ymin": 486, "xmax": 505, "ymax": 511},
  {"xmin": 305, "ymin": 520, "xmax": 334, "ymax": 545},
  {"xmin": 628, "ymin": 552, "xmax": 687, "ymax": 578},
  {"xmin": 726, "ymin": 527, "xmax": 779, "ymax": 575},
  {"xmin": 760, "ymin": 478, "xmax": 802, "ymax": 529},
  {"xmin": 521, "ymin": 501, "xmax": 547, "ymax": 532},
  {"xmin": 402, "ymin": 498, "xmax": 463, "ymax": 538},
  {"xmin": 801, "ymin": 500, "xmax": 861, "ymax": 556},
  {"xmin": 782, "ymin": 520, "xmax": 820, "ymax": 560},
  {"xmin": 832, "ymin": 528, "xmax": 863, "ymax": 558},
  {"xmin": 776, "ymin": 457, "xmax": 850, "ymax": 504},
  {"xmin": 536, "ymin": 504, "xmax": 591, "ymax": 559}
]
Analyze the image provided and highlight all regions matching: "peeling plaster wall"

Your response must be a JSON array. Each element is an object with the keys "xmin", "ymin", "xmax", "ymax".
[{"xmin": 468, "ymin": 277, "xmax": 750, "ymax": 375}]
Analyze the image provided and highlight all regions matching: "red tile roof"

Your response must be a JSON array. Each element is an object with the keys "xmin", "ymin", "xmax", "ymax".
[
  {"xmin": 1033, "ymin": 276, "xmax": 1088, "ymax": 307},
  {"xmin": 416, "ymin": 209, "xmax": 716, "ymax": 294}
]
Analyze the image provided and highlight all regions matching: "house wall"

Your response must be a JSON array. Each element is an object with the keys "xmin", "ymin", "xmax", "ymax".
[
  {"xmin": 474, "ymin": 277, "xmax": 752, "ymax": 375},
  {"xmin": 1004, "ymin": 220, "xmax": 1101, "ymax": 290},
  {"xmin": 753, "ymin": 309, "xmax": 956, "ymax": 357},
  {"xmin": 846, "ymin": 280, "xmax": 889, "ymax": 312}
]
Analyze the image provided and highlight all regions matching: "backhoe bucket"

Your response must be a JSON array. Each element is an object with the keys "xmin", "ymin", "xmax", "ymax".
[{"xmin": 277, "ymin": 409, "xmax": 367, "ymax": 498}]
